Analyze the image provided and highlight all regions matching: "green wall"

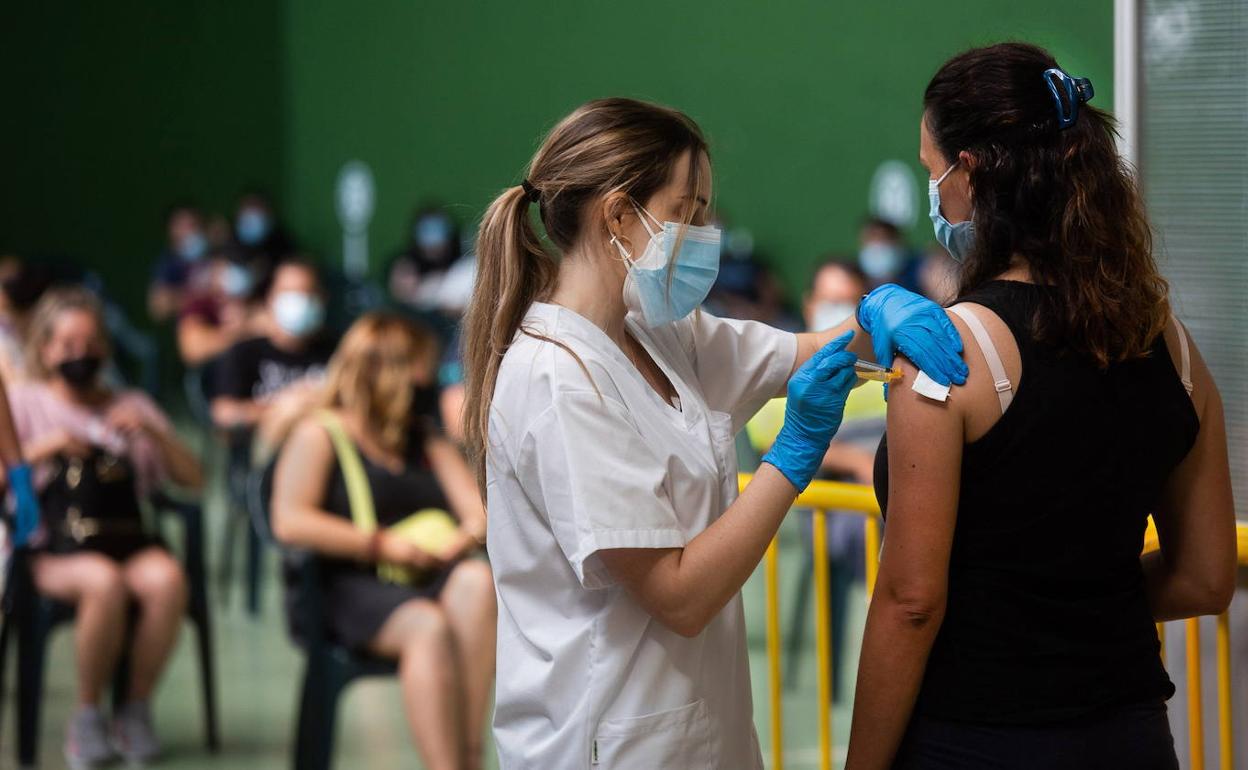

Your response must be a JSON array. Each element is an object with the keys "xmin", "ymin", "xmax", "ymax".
[
  {"xmin": 1, "ymin": 2, "xmax": 1114, "ymax": 320},
  {"xmin": 284, "ymin": 0, "xmax": 1114, "ymax": 300},
  {"xmin": 0, "ymin": 3, "xmax": 285, "ymax": 319}
]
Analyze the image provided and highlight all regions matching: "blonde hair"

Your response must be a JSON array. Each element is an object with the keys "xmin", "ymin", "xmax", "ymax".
[
  {"xmin": 462, "ymin": 97, "xmax": 708, "ymax": 490},
  {"xmin": 25, "ymin": 286, "xmax": 112, "ymax": 381},
  {"xmin": 320, "ymin": 312, "xmax": 438, "ymax": 455}
]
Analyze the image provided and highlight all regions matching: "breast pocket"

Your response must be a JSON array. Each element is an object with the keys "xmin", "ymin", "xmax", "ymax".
[{"xmin": 593, "ymin": 699, "xmax": 714, "ymax": 769}]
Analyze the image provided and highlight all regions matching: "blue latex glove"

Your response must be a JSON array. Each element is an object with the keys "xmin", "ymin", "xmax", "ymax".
[
  {"xmin": 9, "ymin": 462, "xmax": 40, "ymax": 547},
  {"xmin": 857, "ymin": 284, "xmax": 969, "ymax": 397},
  {"xmin": 763, "ymin": 331, "xmax": 859, "ymax": 491}
]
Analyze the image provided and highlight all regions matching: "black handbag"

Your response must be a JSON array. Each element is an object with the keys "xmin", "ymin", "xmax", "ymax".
[{"xmin": 40, "ymin": 447, "xmax": 153, "ymax": 560}]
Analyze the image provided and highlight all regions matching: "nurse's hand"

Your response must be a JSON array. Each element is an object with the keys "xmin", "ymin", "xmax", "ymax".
[
  {"xmin": 857, "ymin": 284, "xmax": 968, "ymax": 390},
  {"xmin": 763, "ymin": 331, "xmax": 858, "ymax": 491}
]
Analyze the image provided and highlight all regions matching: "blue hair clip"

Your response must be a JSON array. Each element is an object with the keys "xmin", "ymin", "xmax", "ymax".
[{"xmin": 1043, "ymin": 68, "xmax": 1095, "ymax": 130}]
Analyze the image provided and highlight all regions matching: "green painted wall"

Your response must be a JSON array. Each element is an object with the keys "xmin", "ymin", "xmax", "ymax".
[
  {"xmin": 283, "ymin": 1, "xmax": 1114, "ymax": 300},
  {"xmin": 0, "ymin": 2, "xmax": 1114, "ymax": 321},
  {"xmin": 0, "ymin": 3, "xmax": 285, "ymax": 320}
]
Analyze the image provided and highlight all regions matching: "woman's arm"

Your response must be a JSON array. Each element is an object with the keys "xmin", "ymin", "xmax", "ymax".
[
  {"xmin": 845, "ymin": 356, "xmax": 963, "ymax": 770},
  {"xmin": 1144, "ymin": 329, "xmax": 1236, "ymax": 620},
  {"xmin": 271, "ymin": 418, "xmax": 440, "ymax": 568},
  {"xmin": 426, "ymin": 434, "xmax": 487, "ymax": 559},
  {"xmin": 106, "ymin": 399, "xmax": 204, "ymax": 490}
]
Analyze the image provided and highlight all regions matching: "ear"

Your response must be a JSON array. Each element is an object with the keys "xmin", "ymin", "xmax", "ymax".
[
  {"xmin": 957, "ymin": 150, "xmax": 977, "ymax": 172},
  {"xmin": 601, "ymin": 190, "xmax": 633, "ymax": 241}
]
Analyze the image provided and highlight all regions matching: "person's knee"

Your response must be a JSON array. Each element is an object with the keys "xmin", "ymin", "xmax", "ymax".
[
  {"xmin": 448, "ymin": 560, "xmax": 495, "ymax": 605},
  {"xmin": 129, "ymin": 552, "xmax": 188, "ymax": 609},
  {"xmin": 395, "ymin": 601, "xmax": 453, "ymax": 653},
  {"xmin": 77, "ymin": 555, "xmax": 128, "ymax": 605}
]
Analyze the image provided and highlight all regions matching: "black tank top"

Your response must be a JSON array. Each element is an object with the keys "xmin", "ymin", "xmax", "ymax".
[
  {"xmin": 874, "ymin": 280, "xmax": 1199, "ymax": 724},
  {"xmin": 322, "ymin": 440, "xmax": 451, "ymax": 529}
]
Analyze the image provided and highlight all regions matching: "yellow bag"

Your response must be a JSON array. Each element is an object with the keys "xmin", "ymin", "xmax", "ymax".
[{"xmin": 316, "ymin": 410, "xmax": 457, "ymax": 585}]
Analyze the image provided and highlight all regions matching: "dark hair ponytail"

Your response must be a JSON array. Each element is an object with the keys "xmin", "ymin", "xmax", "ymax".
[{"xmin": 925, "ymin": 42, "xmax": 1169, "ymax": 366}]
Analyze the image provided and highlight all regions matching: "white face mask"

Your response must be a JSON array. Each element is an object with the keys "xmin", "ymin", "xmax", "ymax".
[
  {"xmin": 271, "ymin": 291, "xmax": 325, "ymax": 337},
  {"xmin": 809, "ymin": 300, "xmax": 858, "ymax": 332}
]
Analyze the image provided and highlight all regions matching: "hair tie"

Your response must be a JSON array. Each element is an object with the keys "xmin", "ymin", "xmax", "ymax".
[
  {"xmin": 1042, "ymin": 68, "xmax": 1094, "ymax": 130},
  {"xmin": 520, "ymin": 179, "xmax": 541, "ymax": 204}
]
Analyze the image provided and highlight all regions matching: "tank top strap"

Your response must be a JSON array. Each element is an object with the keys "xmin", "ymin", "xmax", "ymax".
[
  {"xmin": 948, "ymin": 303, "xmax": 1014, "ymax": 414},
  {"xmin": 1170, "ymin": 314, "xmax": 1194, "ymax": 397}
]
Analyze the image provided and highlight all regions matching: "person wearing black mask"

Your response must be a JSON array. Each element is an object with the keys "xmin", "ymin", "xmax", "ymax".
[{"xmin": 11, "ymin": 287, "xmax": 203, "ymax": 767}]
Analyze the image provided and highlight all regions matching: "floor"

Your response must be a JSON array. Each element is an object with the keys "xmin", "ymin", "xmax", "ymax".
[{"xmin": 1, "ymin": 438, "xmax": 866, "ymax": 770}]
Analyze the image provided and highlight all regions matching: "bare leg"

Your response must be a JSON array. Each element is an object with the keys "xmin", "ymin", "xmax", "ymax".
[
  {"xmin": 370, "ymin": 598, "xmax": 464, "ymax": 770},
  {"xmin": 32, "ymin": 552, "xmax": 128, "ymax": 705},
  {"xmin": 439, "ymin": 560, "xmax": 497, "ymax": 770},
  {"xmin": 121, "ymin": 546, "xmax": 188, "ymax": 700}
]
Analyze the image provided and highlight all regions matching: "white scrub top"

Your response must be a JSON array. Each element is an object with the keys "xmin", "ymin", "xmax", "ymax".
[{"xmin": 487, "ymin": 302, "xmax": 796, "ymax": 769}]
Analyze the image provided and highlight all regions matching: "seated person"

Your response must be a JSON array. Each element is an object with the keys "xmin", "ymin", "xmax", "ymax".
[
  {"xmin": 232, "ymin": 190, "xmax": 296, "ymax": 297},
  {"xmin": 11, "ymin": 286, "xmax": 203, "ymax": 768},
  {"xmin": 0, "ymin": 256, "xmax": 55, "ymax": 382},
  {"xmin": 210, "ymin": 256, "xmax": 335, "ymax": 444},
  {"xmin": 147, "ymin": 203, "xmax": 210, "ymax": 323},
  {"xmin": 857, "ymin": 216, "xmax": 921, "ymax": 291},
  {"xmin": 176, "ymin": 251, "xmax": 260, "ymax": 367},
  {"xmin": 271, "ymin": 312, "xmax": 494, "ymax": 770}
]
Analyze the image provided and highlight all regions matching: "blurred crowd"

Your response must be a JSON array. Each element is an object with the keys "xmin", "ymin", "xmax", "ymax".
[{"xmin": 0, "ymin": 190, "xmax": 956, "ymax": 768}]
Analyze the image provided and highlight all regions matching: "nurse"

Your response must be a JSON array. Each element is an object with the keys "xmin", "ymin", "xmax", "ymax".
[{"xmin": 462, "ymin": 97, "xmax": 967, "ymax": 769}]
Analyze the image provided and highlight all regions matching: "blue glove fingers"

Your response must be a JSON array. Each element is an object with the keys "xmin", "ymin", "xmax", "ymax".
[
  {"xmin": 805, "ymin": 330, "xmax": 855, "ymax": 371},
  {"xmin": 814, "ymin": 350, "xmax": 857, "ymax": 379}
]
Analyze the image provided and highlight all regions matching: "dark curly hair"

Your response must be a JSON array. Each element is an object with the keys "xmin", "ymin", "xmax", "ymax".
[{"xmin": 925, "ymin": 42, "xmax": 1169, "ymax": 366}]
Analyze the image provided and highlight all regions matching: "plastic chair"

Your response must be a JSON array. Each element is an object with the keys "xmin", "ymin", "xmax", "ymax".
[
  {"xmin": 0, "ymin": 493, "xmax": 220, "ymax": 767},
  {"xmin": 247, "ymin": 461, "xmax": 397, "ymax": 770},
  {"xmin": 218, "ymin": 429, "xmax": 264, "ymax": 616}
]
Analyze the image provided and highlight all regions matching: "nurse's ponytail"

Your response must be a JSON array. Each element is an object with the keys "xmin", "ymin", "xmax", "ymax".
[{"xmin": 463, "ymin": 98, "xmax": 707, "ymax": 491}]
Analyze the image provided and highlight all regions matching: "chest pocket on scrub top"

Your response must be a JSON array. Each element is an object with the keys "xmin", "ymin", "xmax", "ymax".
[{"xmin": 593, "ymin": 698, "xmax": 714, "ymax": 769}]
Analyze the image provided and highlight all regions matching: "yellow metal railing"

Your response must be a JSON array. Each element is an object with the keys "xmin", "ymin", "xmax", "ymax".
[{"xmin": 741, "ymin": 474, "xmax": 1241, "ymax": 770}]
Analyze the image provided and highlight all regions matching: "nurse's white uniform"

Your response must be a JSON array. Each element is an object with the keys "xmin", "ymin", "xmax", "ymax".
[{"xmin": 488, "ymin": 302, "xmax": 796, "ymax": 769}]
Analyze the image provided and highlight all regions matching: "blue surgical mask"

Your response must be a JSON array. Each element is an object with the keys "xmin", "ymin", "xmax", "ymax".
[
  {"xmin": 929, "ymin": 161, "xmax": 975, "ymax": 262},
  {"xmin": 178, "ymin": 231, "xmax": 208, "ymax": 262},
  {"xmin": 271, "ymin": 291, "xmax": 324, "ymax": 337},
  {"xmin": 858, "ymin": 243, "xmax": 905, "ymax": 280},
  {"xmin": 221, "ymin": 263, "xmax": 253, "ymax": 298},
  {"xmin": 237, "ymin": 209, "xmax": 272, "ymax": 246},
  {"xmin": 614, "ymin": 204, "xmax": 721, "ymax": 327}
]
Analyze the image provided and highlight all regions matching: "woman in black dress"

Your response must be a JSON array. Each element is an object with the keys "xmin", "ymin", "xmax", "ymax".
[
  {"xmin": 846, "ymin": 43, "xmax": 1237, "ymax": 769},
  {"xmin": 271, "ymin": 312, "xmax": 493, "ymax": 770}
]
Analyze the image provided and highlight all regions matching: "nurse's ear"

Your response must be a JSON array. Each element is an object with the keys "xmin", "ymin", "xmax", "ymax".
[{"xmin": 601, "ymin": 190, "xmax": 638, "ymax": 259}]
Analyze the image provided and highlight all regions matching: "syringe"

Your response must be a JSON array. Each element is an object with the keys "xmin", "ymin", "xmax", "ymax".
[{"xmin": 854, "ymin": 359, "xmax": 902, "ymax": 383}]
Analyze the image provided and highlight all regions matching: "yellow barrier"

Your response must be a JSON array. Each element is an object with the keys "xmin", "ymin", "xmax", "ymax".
[{"xmin": 741, "ymin": 474, "xmax": 1240, "ymax": 770}]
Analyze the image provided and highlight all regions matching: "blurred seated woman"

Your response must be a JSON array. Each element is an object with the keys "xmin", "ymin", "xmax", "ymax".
[
  {"xmin": 271, "ymin": 312, "xmax": 494, "ymax": 770},
  {"xmin": 11, "ymin": 287, "xmax": 204, "ymax": 768}
]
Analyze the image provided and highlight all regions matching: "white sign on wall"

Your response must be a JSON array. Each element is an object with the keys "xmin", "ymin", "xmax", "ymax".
[
  {"xmin": 868, "ymin": 159, "xmax": 919, "ymax": 229},
  {"xmin": 335, "ymin": 160, "xmax": 376, "ymax": 279}
]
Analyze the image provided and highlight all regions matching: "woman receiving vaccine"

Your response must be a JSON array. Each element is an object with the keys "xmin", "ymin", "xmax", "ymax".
[
  {"xmin": 846, "ymin": 44, "xmax": 1236, "ymax": 769},
  {"xmin": 462, "ymin": 98, "xmax": 967, "ymax": 769}
]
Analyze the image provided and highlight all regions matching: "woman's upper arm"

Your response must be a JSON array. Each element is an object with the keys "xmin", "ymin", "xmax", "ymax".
[
  {"xmin": 425, "ymin": 434, "xmax": 485, "ymax": 524},
  {"xmin": 271, "ymin": 417, "xmax": 334, "ymax": 540},
  {"xmin": 1154, "ymin": 328, "xmax": 1237, "ymax": 589},
  {"xmin": 877, "ymin": 356, "xmax": 964, "ymax": 609}
]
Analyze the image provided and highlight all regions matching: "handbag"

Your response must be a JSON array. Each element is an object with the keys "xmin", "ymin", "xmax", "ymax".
[
  {"xmin": 316, "ymin": 410, "xmax": 458, "ymax": 585},
  {"xmin": 40, "ymin": 448, "xmax": 150, "ymax": 558}
]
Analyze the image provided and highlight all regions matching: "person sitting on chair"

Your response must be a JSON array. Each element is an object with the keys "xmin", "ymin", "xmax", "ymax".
[
  {"xmin": 271, "ymin": 311, "xmax": 494, "ymax": 770},
  {"xmin": 10, "ymin": 286, "xmax": 204, "ymax": 768}
]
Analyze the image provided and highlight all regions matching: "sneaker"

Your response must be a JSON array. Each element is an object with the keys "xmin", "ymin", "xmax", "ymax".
[
  {"xmin": 111, "ymin": 700, "xmax": 161, "ymax": 764},
  {"xmin": 64, "ymin": 706, "xmax": 117, "ymax": 769}
]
